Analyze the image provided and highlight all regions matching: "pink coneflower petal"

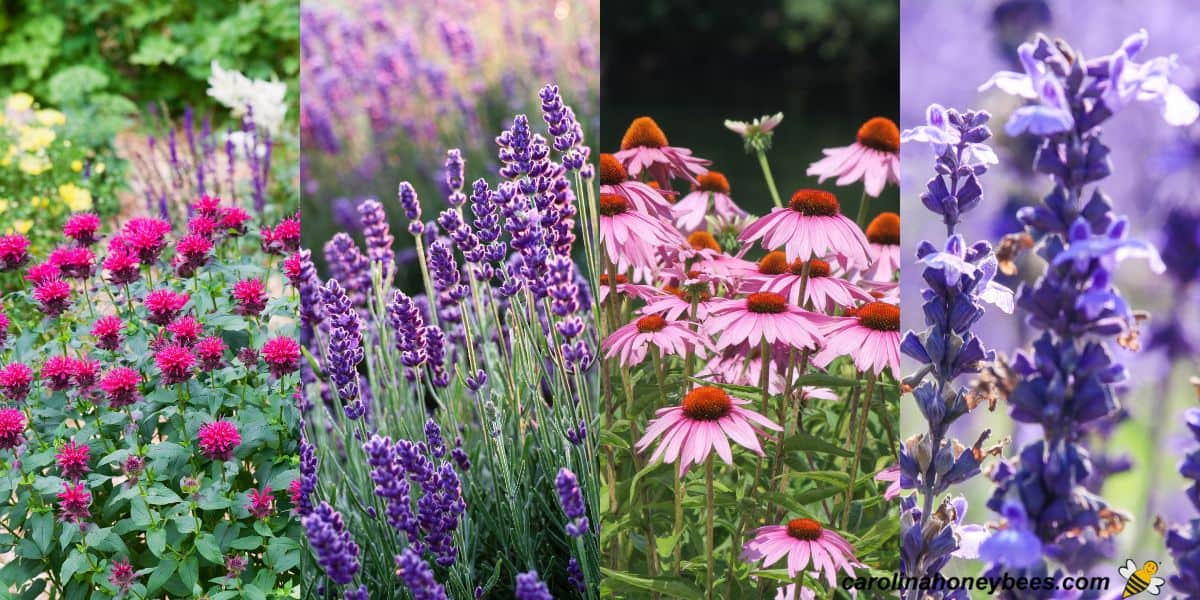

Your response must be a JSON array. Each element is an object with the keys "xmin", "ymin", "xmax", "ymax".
[
  {"xmin": 637, "ymin": 387, "xmax": 780, "ymax": 476},
  {"xmin": 739, "ymin": 190, "xmax": 872, "ymax": 267}
]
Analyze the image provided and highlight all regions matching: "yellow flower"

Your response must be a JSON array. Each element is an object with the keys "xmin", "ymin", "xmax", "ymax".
[
  {"xmin": 6, "ymin": 93, "xmax": 34, "ymax": 112},
  {"xmin": 58, "ymin": 183, "xmax": 93, "ymax": 212},
  {"xmin": 94, "ymin": 162, "xmax": 105, "ymax": 175},
  {"xmin": 31, "ymin": 196, "xmax": 49, "ymax": 209},
  {"xmin": 0, "ymin": 199, "xmax": 8, "ymax": 211},
  {"xmin": 34, "ymin": 109, "xmax": 65, "ymax": 126},
  {"xmin": 8, "ymin": 220, "xmax": 33, "ymax": 235},
  {"xmin": 17, "ymin": 126, "xmax": 56, "ymax": 152},
  {"xmin": 18, "ymin": 155, "xmax": 50, "ymax": 175},
  {"xmin": 70, "ymin": 160, "xmax": 83, "ymax": 172}
]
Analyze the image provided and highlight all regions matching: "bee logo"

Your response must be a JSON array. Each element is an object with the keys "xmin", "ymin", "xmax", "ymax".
[{"xmin": 1119, "ymin": 559, "xmax": 1165, "ymax": 598}]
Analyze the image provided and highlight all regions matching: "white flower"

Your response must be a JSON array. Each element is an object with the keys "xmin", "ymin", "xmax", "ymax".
[{"xmin": 207, "ymin": 61, "xmax": 289, "ymax": 135}]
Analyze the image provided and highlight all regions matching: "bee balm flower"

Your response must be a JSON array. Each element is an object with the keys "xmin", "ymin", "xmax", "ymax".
[
  {"xmin": 63, "ymin": 213, "xmax": 102, "ymax": 246},
  {"xmin": 91, "ymin": 316, "xmax": 125, "ymax": 351},
  {"xmin": 100, "ymin": 367, "xmax": 141, "ymax": 408},
  {"xmin": 0, "ymin": 234, "xmax": 31, "ymax": 271},
  {"xmin": 198, "ymin": 420, "xmax": 241, "ymax": 461},
  {"xmin": 33, "ymin": 279, "xmax": 72, "ymax": 317},
  {"xmin": 56, "ymin": 482, "xmax": 91, "ymax": 523},
  {"xmin": 232, "ymin": 278, "xmax": 268, "ymax": 316},
  {"xmin": 262, "ymin": 336, "xmax": 301, "ymax": 378},
  {"xmin": 55, "ymin": 440, "xmax": 91, "ymax": 480},
  {"xmin": 246, "ymin": 486, "xmax": 276, "ymax": 519},
  {"xmin": 0, "ymin": 408, "xmax": 27, "ymax": 449},
  {"xmin": 155, "ymin": 343, "xmax": 196, "ymax": 385},
  {"xmin": 0, "ymin": 363, "xmax": 34, "ymax": 401},
  {"xmin": 143, "ymin": 289, "xmax": 190, "ymax": 326}
]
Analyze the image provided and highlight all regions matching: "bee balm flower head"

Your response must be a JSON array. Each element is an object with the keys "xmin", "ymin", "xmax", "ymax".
[
  {"xmin": 198, "ymin": 420, "xmax": 241, "ymax": 461},
  {"xmin": 0, "ymin": 362, "xmax": 34, "ymax": 401},
  {"xmin": 0, "ymin": 408, "xmax": 27, "ymax": 450}
]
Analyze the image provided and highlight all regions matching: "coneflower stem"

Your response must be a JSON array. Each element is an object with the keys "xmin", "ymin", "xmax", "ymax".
[
  {"xmin": 843, "ymin": 372, "xmax": 876, "ymax": 529},
  {"xmin": 755, "ymin": 149, "xmax": 783, "ymax": 209},
  {"xmin": 855, "ymin": 188, "xmax": 871, "ymax": 228},
  {"xmin": 705, "ymin": 455, "xmax": 715, "ymax": 600}
]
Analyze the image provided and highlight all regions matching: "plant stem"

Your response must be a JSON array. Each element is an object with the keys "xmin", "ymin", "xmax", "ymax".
[
  {"xmin": 756, "ymin": 149, "xmax": 782, "ymax": 209},
  {"xmin": 705, "ymin": 454, "xmax": 715, "ymax": 600},
  {"xmin": 843, "ymin": 372, "xmax": 876, "ymax": 529},
  {"xmin": 855, "ymin": 188, "xmax": 870, "ymax": 228}
]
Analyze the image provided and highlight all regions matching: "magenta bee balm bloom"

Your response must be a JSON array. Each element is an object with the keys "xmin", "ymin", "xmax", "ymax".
[
  {"xmin": 246, "ymin": 486, "xmax": 275, "ymax": 519},
  {"xmin": 0, "ymin": 408, "xmax": 26, "ymax": 450},
  {"xmin": 56, "ymin": 482, "xmax": 91, "ymax": 523},
  {"xmin": 33, "ymin": 279, "xmax": 72, "ymax": 317},
  {"xmin": 194, "ymin": 336, "xmax": 227, "ymax": 371},
  {"xmin": 55, "ymin": 440, "xmax": 90, "ymax": 480},
  {"xmin": 91, "ymin": 315, "xmax": 125, "ymax": 351},
  {"xmin": 0, "ymin": 234, "xmax": 31, "ymax": 271},
  {"xmin": 0, "ymin": 363, "xmax": 33, "ymax": 402},
  {"xmin": 40, "ymin": 356, "xmax": 76, "ymax": 391},
  {"xmin": 155, "ymin": 343, "xmax": 196, "ymax": 385},
  {"xmin": 107, "ymin": 557, "xmax": 136, "ymax": 593},
  {"xmin": 262, "ymin": 336, "xmax": 301, "ymax": 378},
  {"xmin": 143, "ymin": 289, "xmax": 189, "ymax": 326},
  {"xmin": 198, "ymin": 420, "xmax": 241, "ymax": 461},
  {"xmin": 232, "ymin": 278, "xmax": 268, "ymax": 316},
  {"xmin": 99, "ymin": 367, "xmax": 141, "ymax": 408}
]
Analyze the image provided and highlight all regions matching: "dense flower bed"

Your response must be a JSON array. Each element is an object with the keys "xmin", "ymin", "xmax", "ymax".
[{"xmin": 0, "ymin": 196, "xmax": 301, "ymax": 598}]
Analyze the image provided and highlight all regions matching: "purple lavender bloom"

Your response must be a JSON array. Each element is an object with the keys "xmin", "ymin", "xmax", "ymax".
[
  {"xmin": 302, "ymin": 502, "xmax": 361, "ymax": 586},
  {"xmin": 1168, "ymin": 409, "xmax": 1200, "ymax": 594},
  {"xmin": 900, "ymin": 107, "xmax": 1004, "ymax": 588},
  {"xmin": 344, "ymin": 585, "xmax": 368, "ymax": 600},
  {"xmin": 398, "ymin": 181, "xmax": 423, "ymax": 235},
  {"xmin": 321, "ymin": 280, "xmax": 365, "ymax": 419},
  {"xmin": 363, "ymin": 435, "xmax": 421, "ymax": 547},
  {"xmin": 424, "ymin": 419, "xmax": 446, "ymax": 459},
  {"xmin": 514, "ymin": 571, "xmax": 554, "ymax": 600},
  {"xmin": 982, "ymin": 31, "xmax": 1193, "ymax": 576},
  {"xmin": 428, "ymin": 241, "xmax": 467, "ymax": 302},
  {"xmin": 388, "ymin": 290, "xmax": 427, "ymax": 369},
  {"xmin": 298, "ymin": 435, "xmax": 318, "ymax": 516},
  {"xmin": 555, "ymin": 467, "xmax": 589, "ymax": 537},
  {"xmin": 358, "ymin": 198, "xmax": 396, "ymax": 282},
  {"xmin": 567, "ymin": 557, "xmax": 585, "ymax": 593},
  {"xmin": 978, "ymin": 502, "xmax": 1042, "ymax": 568},
  {"xmin": 451, "ymin": 437, "xmax": 470, "ymax": 472},
  {"xmin": 444, "ymin": 149, "xmax": 466, "ymax": 207},
  {"xmin": 395, "ymin": 548, "xmax": 447, "ymax": 600}
]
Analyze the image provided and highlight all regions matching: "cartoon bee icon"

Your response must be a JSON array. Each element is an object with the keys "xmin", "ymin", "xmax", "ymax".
[{"xmin": 1119, "ymin": 559, "xmax": 1165, "ymax": 598}]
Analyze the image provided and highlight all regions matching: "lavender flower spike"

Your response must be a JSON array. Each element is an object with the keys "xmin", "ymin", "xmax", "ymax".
[
  {"xmin": 302, "ymin": 502, "xmax": 362, "ymax": 586},
  {"xmin": 556, "ymin": 467, "xmax": 589, "ymax": 537},
  {"xmin": 899, "ymin": 106, "xmax": 1002, "ymax": 594},
  {"xmin": 395, "ymin": 548, "xmax": 448, "ymax": 600},
  {"xmin": 514, "ymin": 571, "xmax": 554, "ymax": 600}
]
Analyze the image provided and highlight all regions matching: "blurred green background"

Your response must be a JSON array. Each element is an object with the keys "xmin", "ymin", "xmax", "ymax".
[{"xmin": 600, "ymin": 0, "xmax": 899, "ymax": 218}]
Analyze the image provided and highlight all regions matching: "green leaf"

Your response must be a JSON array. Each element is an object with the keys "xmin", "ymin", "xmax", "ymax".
[
  {"xmin": 146, "ymin": 485, "xmax": 182, "ymax": 505},
  {"xmin": 600, "ymin": 568, "xmax": 704, "ymax": 599},
  {"xmin": 147, "ymin": 528, "xmax": 166, "ymax": 558},
  {"xmin": 146, "ymin": 442, "xmax": 188, "ymax": 462},
  {"xmin": 178, "ymin": 554, "xmax": 199, "ymax": 592},
  {"xmin": 60, "ymin": 549, "xmax": 88, "ymax": 584},
  {"xmin": 146, "ymin": 559, "xmax": 177, "ymax": 594},
  {"xmin": 599, "ymin": 428, "xmax": 629, "ymax": 450},
  {"xmin": 130, "ymin": 34, "xmax": 186, "ymax": 66},
  {"xmin": 195, "ymin": 533, "xmax": 223, "ymax": 565},
  {"xmin": 84, "ymin": 526, "xmax": 111, "ymax": 549},
  {"xmin": 782, "ymin": 430, "xmax": 854, "ymax": 458},
  {"xmin": 46, "ymin": 65, "xmax": 109, "ymax": 105},
  {"xmin": 230, "ymin": 535, "xmax": 263, "ymax": 550},
  {"xmin": 129, "ymin": 496, "xmax": 152, "ymax": 527},
  {"xmin": 29, "ymin": 512, "xmax": 52, "ymax": 554}
]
